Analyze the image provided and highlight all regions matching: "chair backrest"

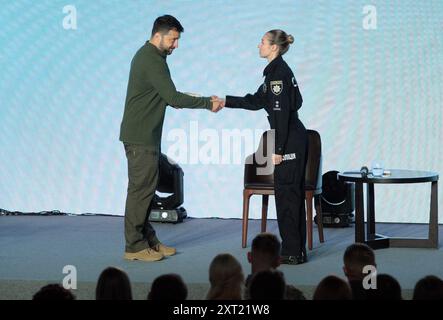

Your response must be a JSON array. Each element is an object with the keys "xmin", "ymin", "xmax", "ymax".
[
  {"xmin": 305, "ymin": 130, "xmax": 322, "ymax": 192},
  {"xmin": 244, "ymin": 129, "xmax": 322, "ymax": 192},
  {"xmin": 244, "ymin": 130, "xmax": 274, "ymax": 187}
]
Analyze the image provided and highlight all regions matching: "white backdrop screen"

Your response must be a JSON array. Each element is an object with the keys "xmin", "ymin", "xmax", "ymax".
[{"xmin": 0, "ymin": 0, "xmax": 442, "ymax": 223}]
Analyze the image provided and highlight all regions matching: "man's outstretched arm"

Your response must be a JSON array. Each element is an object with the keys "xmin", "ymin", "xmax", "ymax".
[{"xmin": 148, "ymin": 60, "xmax": 216, "ymax": 111}]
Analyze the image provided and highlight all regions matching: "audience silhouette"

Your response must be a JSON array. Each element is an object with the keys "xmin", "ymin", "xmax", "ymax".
[
  {"xmin": 31, "ymin": 234, "xmax": 441, "ymax": 300},
  {"xmin": 148, "ymin": 273, "xmax": 188, "ymax": 300},
  {"xmin": 96, "ymin": 266, "xmax": 132, "ymax": 300},
  {"xmin": 206, "ymin": 253, "xmax": 244, "ymax": 300}
]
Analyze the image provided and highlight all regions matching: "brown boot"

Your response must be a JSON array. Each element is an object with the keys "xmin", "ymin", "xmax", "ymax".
[
  {"xmin": 153, "ymin": 243, "xmax": 176, "ymax": 257},
  {"xmin": 124, "ymin": 248, "xmax": 164, "ymax": 262}
]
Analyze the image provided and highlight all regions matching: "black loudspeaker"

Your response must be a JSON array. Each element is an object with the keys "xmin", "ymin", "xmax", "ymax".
[{"xmin": 319, "ymin": 170, "xmax": 355, "ymax": 227}]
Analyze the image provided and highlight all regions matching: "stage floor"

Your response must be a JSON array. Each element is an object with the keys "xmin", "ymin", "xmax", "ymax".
[{"xmin": 0, "ymin": 216, "xmax": 442, "ymax": 299}]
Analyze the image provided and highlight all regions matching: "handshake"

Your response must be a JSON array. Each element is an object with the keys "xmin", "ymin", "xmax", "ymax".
[{"xmin": 210, "ymin": 96, "xmax": 225, "ymax": 113}]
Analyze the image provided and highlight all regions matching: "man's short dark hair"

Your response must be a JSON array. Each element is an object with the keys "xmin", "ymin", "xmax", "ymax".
[
  {"xmin": 151, "ymin": 15, "xmax": 184, "ymax": 37},
  {"xmin": 251, "ymin": 233, "xmax": 281, "ymax": 260},
  {"xmin": 343, "ymin": 243, "xmax": 376, "ymax": 279}
]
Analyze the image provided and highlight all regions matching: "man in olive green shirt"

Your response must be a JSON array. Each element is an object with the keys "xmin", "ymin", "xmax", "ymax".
[{"xmin": 119, "ymin": 15, "xmax": 222, "ymax": 262}]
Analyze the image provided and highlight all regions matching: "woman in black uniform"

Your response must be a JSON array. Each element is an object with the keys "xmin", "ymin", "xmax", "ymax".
[{"xmin": 221, "ymin": 30, "xmax": 308, "ymax": 264}]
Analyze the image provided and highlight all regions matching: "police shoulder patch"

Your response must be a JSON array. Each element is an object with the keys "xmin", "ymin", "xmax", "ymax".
[{"xmin": 270, "ymin": 80, "xmax": 283, "ymax": 95}]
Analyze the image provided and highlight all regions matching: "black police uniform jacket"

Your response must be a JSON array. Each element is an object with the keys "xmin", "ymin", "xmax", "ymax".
[{"xmin": 225, "ymin": 55, "xmax": 307, "ymax": 185}]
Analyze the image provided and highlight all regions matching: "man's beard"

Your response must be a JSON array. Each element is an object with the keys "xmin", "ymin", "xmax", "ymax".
[{"xmin": 160, "ymin": 40, "xmax": 173, "ymax": 55}]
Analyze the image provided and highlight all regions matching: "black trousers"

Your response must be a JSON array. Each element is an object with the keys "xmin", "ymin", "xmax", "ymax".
[{"xmin": 274, "ymin": 122, "xmax": 308, "ymax": 257}]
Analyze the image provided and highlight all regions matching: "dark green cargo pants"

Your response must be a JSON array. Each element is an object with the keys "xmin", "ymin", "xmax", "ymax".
[{"xmin": 123, "ymin": 143, "xmax": 160, "ymax": 253}]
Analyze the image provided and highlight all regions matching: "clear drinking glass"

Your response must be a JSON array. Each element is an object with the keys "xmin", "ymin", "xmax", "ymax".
[{"xmin": 371, "ymin": 160, "xmax": 384, "ymax": 177}]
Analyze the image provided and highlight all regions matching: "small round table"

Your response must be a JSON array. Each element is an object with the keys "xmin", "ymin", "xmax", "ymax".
[{"xmin": 338, "ymin": 169, "xmax": 439, "ymax": 249}]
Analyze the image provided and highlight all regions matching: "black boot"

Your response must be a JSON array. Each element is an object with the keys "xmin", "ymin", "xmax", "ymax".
[{"xmin": 280, "ymin": 255, "xmax": 305, "ymax": 265}]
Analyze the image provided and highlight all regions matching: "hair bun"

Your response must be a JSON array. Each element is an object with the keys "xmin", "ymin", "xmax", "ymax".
[{"xmin": 287, "ymin": 34, "xmax": 294, "ymax": 44}]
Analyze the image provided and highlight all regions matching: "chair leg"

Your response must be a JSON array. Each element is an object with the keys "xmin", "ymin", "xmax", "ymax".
[
  {"xmin": 305, "ymin": 190, "xmax": 314, "ymax": 250},
  {"xmin": 261, "ymin": 195, "xmax": 269, "ymax": 232},
  {"xmin": 315, "ymin": 195, "xmax": 325, "ymax": 243},
  {"xmin": 242, "ymin": 189, "xmax": 252, "ymax": 248}
]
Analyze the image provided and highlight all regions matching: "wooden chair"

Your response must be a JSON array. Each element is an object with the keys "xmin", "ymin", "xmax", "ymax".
[{"xmin": 242, "ymin": 129, "xmax": 325, "ymax": 250}]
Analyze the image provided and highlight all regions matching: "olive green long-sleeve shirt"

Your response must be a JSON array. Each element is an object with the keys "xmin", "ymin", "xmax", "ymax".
[{"xmin": 119, "ymin": 41, "xmax": 212, "ymax": 149}]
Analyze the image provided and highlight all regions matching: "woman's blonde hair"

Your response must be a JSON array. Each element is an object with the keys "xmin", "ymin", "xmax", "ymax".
[
  {"xmin": 267, "ymin": 29, "xmax": 294, "ymax": 55},
  {"xmin": 206, "ymin": 253, "xmax": 245, "ymax": 300}
]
